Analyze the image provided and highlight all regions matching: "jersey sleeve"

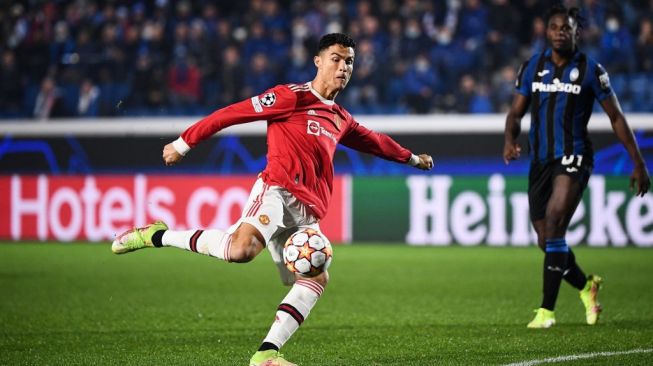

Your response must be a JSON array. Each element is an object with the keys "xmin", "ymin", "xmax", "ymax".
[
  {"xmin": 339, "ymin": 118, "xmax": 412, "ymax": 163},
  {"xmin": 179, "ymin": 85, "xmax": 297, "ymax": 148},
  {"xmin": 515, "ymin": 59, "xmax": 532, "ymax": 97},
  {"xmin": 589, "ymin": 63, "xmax": 614, "ymax": 102}
]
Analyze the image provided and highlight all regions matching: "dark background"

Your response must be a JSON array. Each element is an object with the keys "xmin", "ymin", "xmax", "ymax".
[{"xmin": 3, "ymin": 131, "xmax": 651, "ymax": 176}]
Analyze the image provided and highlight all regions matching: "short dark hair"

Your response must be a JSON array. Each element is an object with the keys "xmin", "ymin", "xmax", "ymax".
[
  {"xmin": 545, "ymin": 4, "xmax": 585, "ymax": 29},
  {"xmin": 317, "ymin": 33, "xmax": 356, "ymax": 54}
]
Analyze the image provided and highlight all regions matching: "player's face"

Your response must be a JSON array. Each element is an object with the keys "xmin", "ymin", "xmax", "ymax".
[
  {"xmin": 315, "ymin": 44, "xmax": 355, "ymax": 91},
  {"xmin": 547, "ymin": 14, "xmax": 578, "ymax": 53}
]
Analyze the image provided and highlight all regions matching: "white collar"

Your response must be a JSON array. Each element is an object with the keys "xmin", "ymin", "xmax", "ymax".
[{"xmin": 307, "ymin": 82, "xmax": 335, "ymax": 105}]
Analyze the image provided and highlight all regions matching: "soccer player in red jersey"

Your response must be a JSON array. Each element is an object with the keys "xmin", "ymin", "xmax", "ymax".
[{"xmin": 112, "ymin": 33, "xmax": 433, "ymax": 365}]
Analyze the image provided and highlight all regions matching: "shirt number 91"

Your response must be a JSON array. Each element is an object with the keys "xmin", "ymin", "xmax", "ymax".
[{"xmin": 561, "ymin": 155, "xmax": 584, "ymax": 173}]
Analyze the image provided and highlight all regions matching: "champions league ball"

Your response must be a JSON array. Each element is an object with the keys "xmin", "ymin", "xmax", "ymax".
[{"xmin": 283, "ymin": 229, "xmax": 333, "ymax": 277}]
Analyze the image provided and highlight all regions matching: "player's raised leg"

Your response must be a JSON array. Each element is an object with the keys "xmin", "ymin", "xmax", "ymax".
[
  {"xmin": 112, "ymin": 178, "xmax": 273, "ymax": 262},
  {"xmin": 250, "ymin": 273, "xmax": 327, "ymax": 366},
  {"xmin": 164, "ymin": 222, "xmax": 266, "ymax": 262},
  {"xmin": 113, "ymin": 220, "xmax": 266, "ymax": 263}
]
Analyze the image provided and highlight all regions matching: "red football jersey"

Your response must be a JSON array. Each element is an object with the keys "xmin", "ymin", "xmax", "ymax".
[{"xmin": 178, "ymin": 82, "xmax": 412, "ymax": 219}]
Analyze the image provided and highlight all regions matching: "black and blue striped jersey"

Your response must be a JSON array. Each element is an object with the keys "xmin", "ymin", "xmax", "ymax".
[{"xmin": 515, "ymin": 48, "xmax": 614, "ymax": 164}]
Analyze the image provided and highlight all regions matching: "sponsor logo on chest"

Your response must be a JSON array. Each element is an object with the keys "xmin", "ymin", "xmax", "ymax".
[
  {"xmin": 306, "ymin": 120, "xmax": 337, "ymax": 143},
  {"xmin": 532, "ymin": 77, "xmax": 581, "ymax": 95}
]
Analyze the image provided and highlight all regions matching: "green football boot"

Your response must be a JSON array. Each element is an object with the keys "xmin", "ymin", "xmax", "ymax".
[
  {"xmin": 249, "ymin": 350, "xmax": 297, "ymax": 366},
  {"xmin": 580, "ymin": 274, "xmax": 603, "ymax": 325},
  {"xmin": 527, "ymin": 308, "xmax": 556, "ymax": 329},
  {"xmin": 111, "ymin": 221, "xmax": 168, "ymax": 254}
]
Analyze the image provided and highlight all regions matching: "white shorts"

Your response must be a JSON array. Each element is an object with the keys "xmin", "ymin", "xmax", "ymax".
[{"xmin": 227, "ymin": 177, "xmax": 321, "ymax": 285}]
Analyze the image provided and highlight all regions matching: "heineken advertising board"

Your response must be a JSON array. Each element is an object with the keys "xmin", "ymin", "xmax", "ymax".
[{"xmin": 353, "ymin": 175, "xmax": 653, "ymax": 247}]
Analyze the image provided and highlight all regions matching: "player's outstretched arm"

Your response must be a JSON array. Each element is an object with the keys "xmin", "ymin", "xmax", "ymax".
[
  {"xmin": 503, "ymin": 94, "xmax": 529, "ymax": 164},
  {"xmin": 162, "ymin": 142, "xmax": 184, "ymax": 166},
  {"xmin": 600, "ymin": 95, "xmax": 650, "ymax": 196}
]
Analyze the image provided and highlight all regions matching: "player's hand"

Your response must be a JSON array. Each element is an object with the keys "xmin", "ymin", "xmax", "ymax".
[
  {"xmin": 630, "ymin": 163, "xmax": 651, "ymax": 197},
  {"xmin": 162, "ymin": 143, "xmax": 183, "ymax": 166},
  {"xmin": 503, "ymin": 142, "xmax": 522, "ymax": 164},
  {"xmin": 415, "ymin": 154, "xmax": 434, "ymax": 170}
]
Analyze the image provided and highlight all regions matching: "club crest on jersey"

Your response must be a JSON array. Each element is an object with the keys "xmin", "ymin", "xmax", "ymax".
[
  {"xmin": 570, "ymin": 67, "xmax": 579, "ymax": 82},
  {"xmin": 260, "ymin": 92, "xmax": 276, "ymax": 107},
  {"xmin": 259, "ymin": 214, "xmax": 270, "ymax": 225}
]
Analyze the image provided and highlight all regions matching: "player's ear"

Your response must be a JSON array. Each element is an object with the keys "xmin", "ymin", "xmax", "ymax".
[{"xmin": 314, "ymin": 55, "xmax": 321, "ymax": 68}]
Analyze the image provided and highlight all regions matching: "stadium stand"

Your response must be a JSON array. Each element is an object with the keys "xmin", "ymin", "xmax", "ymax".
[{"xmin": 1, "ymin": 0, "xmax": 652, "ymax": 119}]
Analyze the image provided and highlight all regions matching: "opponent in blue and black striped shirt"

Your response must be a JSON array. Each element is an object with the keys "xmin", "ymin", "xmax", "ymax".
[{"xmin": 503, "ymin": 5, "xmax": 650, "ymax": 329}]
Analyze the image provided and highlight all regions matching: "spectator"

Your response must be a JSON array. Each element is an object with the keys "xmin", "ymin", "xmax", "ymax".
[
  {"xmin": 486, "ymin": 0, "xmax": 520, "ymax": 69},
  {"xmin": 74, "ymin": 28, "xmax": 100, "ymax": 79},
  {"xmin": 167, "ymin": 56, "xmax": 201, "ymax": 114},
  {"xmin": 0, "ymin": 50, "xmax": 24, "ymax": 117},
  {"xmin": 285, "ymin": 45, "xmax": 313, "ymax": 84},
  {"xmin": 579, "ymin": 0, "xmax": 606, "ymax": 47},
  {"xmin": 454, "ymin": 74, "xmax": 476, "ymax": 113},
  {"xmin": 77, "ymin": 78, "xmax": 100, "ymax": 117},
  {"xmin": 262, "ymin": 0, "xmax": 288, "ymax": 31},
  {"xmin": 491, "ymin": 65, "xmax": 517, "ymax": 113},
  {"xmin": 454, "ymin": 74, "xmax": 494, "ymax": 114},
  {"xmin": 244, "ymin": 53, "xmax": 276, "ymax": 97},
  {"xmin": 344, "ymin": 39, "xmax": 381, "ymax": 113},
  {"xmin": 385, "ymin": 17, "xmax": 404, "ymax": 61},
  {"xmin": 600, "ymin": 14, "xmax": 636, "ymax": 73},
  {"xmin": 360, "ymin": 14, "xmax": 387, "ymax": 53},
  {"xmin": 457, "ymin": 0, "xmax": 488, "ymax": 44},
  {"xmin": 529, "ymin": 16, "xmax": 547, "ymax": 54},
  {"xmin": 401, "ymin": 18, "xmax": 429, "ymax": 58},
  {"xmin": 50, "ymin": 21, "xmax": 75, "ymax": 68},
  {"xmin": 403, "ymin": 54, "xmax": 439, "ymax": 114},
  {"xmin": 243, "ymin": 22, "xmax": 270, "ymax": 63},
  {"xmin": 128, "ymin": 53, "xmax": 154, "ymax": 111},
  {"xmin": 1, "ymin": 0, "xmax": 652, "ymax": 118},
  {"xmin": 220, "ymin": 45, "xmax": 246, "ymax": 106},
  {"xmin": 33, "ymin": 76, "xmax": 66, "ymax": 120},
  {"xmin": 16, "ymin": 26, "xmax": 51, "ymax": 85},
  {"xmin": 636, "ymin": 18, "xmax": 653, "ymax": 72}
]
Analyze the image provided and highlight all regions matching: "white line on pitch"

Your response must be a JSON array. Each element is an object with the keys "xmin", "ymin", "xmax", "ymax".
[{"xmin": 502, "ymin": 348, "xmax": 653, "ymax": 366}]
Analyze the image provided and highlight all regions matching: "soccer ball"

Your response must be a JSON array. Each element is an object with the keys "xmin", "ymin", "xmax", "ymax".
[{"xmin": 283, "ymin": 228, "xmax": 333, "ymax": 277}]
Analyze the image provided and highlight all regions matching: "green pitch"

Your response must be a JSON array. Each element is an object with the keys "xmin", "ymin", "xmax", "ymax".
[{"xmin": 1, "ymin": 244, "xmax": 652, "ymax": 365}]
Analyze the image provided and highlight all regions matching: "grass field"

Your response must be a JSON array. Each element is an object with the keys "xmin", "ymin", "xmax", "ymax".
[{"xmin": 1, "ymin": 243, "xmax": 652, "ymax": 366}]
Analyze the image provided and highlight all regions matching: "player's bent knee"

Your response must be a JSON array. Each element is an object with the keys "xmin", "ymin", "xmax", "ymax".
[
  {"xmin": 228, "ymin": 246, "xmax": 255, "ymax": 263},
  {"xmin": 228, "ymin": 235, "xmax": 262, "ymax": 263}
]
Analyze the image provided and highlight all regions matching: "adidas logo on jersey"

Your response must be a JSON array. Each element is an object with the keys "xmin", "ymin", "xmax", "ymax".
[{"xmin": 532, "ymin": 78, "xmax": 581, "ymax": 94}]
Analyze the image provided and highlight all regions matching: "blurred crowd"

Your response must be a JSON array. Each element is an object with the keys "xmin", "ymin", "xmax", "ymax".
[{"xmin": 1, "ymin": 0, "xmax": 653, "ymax": 119}]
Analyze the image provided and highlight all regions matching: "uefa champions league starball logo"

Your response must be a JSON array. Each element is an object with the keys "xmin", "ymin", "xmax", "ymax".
[{"xmin": 260, "ymin": 92, "xmax": 276, "ymax": 107}]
